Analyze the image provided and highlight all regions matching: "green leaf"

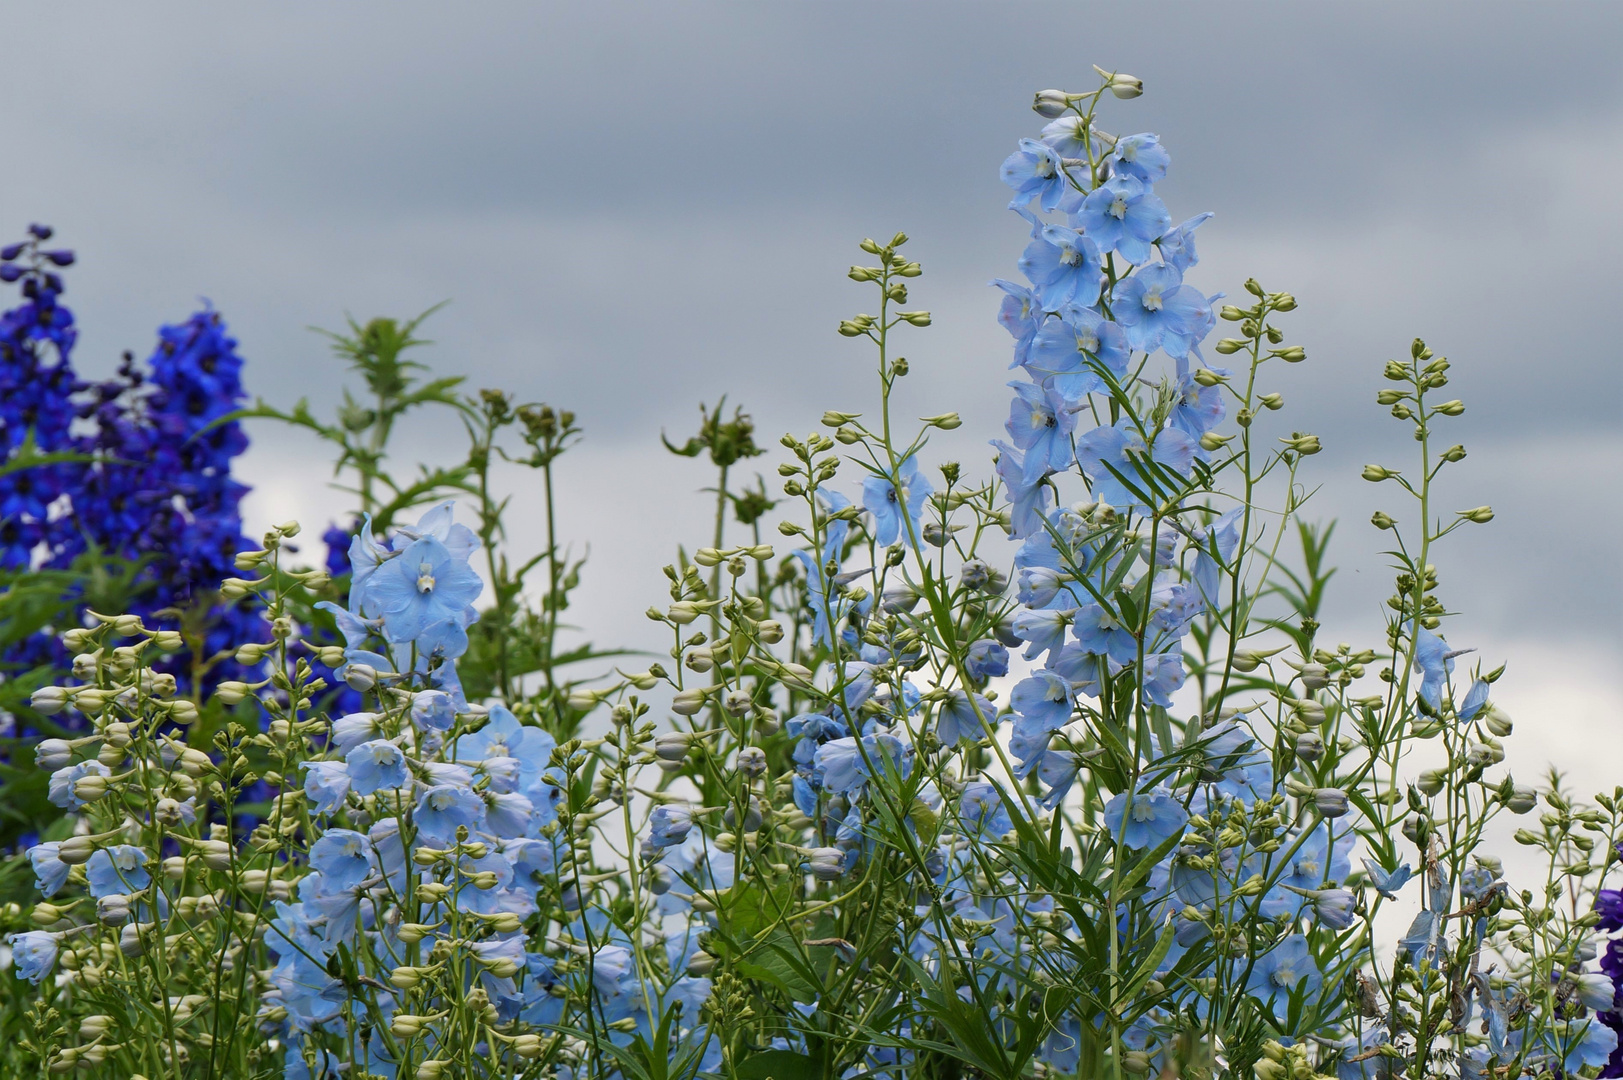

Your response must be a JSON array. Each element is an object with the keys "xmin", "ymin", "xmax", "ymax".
[{"xmin": 733, "ymin": 1050, "xmax": 823, "ymax": 1080}]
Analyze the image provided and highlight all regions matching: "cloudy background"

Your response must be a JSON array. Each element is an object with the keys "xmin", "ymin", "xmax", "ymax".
[{"xmin": 2, "ymin": 3, "xmax": 1619, "ymax": 791}]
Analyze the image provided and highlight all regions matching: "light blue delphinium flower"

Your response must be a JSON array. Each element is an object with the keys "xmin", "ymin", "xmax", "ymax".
[
  {"xmin": 992, "ymin": 278, "xmax": 1042, "ymax": 369},
  {"xmin": 1005, "ymin": 381, "xmax": 1076, "ymax": 482},
  {"xmin": 1139, "ymin": 651, "xmax": 1187, "ymax": 708},
  {"xmin": 28, "ymin": 842, "xmax": 69, "ymax": 898},
  {"xmin": 1113, "ymin": 263, "xmax": 1211, "ymax": 357},
  {"xmin": 357, "ymin": 534, "xmax": 483, "ymax": 644},
  {"xmin": 1024, "ymin": 304, "xmax": 1131, "ymax": 404},
  {"xmin": 302, "ymin": 759, "xmax": 351, "ymax": 817},
  {"xmin": 1246, "ymin": 934, "xmax": 1322, "ymax": 1019},
  {"xmin": 1074, "ymin": 175, "xmax": 1170, "ymax": 264},
  {"xmin": 1413, "ymin": 628, "xmax": 1473, "ymax": 710},
  {"xmin": 1103, "ymin": 787, "xmax": 1188, "ymax": 849},
  {"xmin": 1157, "ymin": 212, "xmax": 1213, "ymax": 274},
  {"xmin": 1111, "ymin": 133, "xmax": 1171, "ymax": 185},
  {"xmin": 1362, "ymin": 858, "xmax": 1415, "ymax": 899},
  {"xmin": 813, "ymin": 733, "xmax": 911, "ymax": 797},
  {"xmin": 1170, "ymin": 369, "xmax": 1227, "ymax": 439},
  {"xmin": 1190, "ymin": 508, "xmax": 1243, "ymax": 607},
  {"xmin": 863, "ymin": 454, "xmax": 933, "ymax": 547},
  {"xmin": 1077, "ymin": 421, "xmax": 1198, "ymax": 512},
  {"xmin": 1010, "ymin": 670, "xmax": 1073, "ymax": 734},
  {"xmin": 649, "ymin": 804, "xmax": 695, "ymax": 849},
  {"xmin": 959, "ymin": 781, "xmax": 1014, "ymax": 836},
  {"xmin": 411, "ymin": 688, "xmax": 456, "ymax": 731},
  {"xmin": 936, "ymin": 689, "xmax": 995, "ymax": 745},
  {"xmin": 415, "ymin": 784, "xmax": 486, "ymax": 844},
  {"xmin": 1019, "ymin": 224, "xmax": 1103, "ymax": 311},
  {"xmin": 991, "ymin": 440, "xmax": 1052, "ymax": 539},
  {"xmin": 6, "ymin": 930, "xmax": 61, "ymax": 984},
  {"xmin": 965, "ymin": 638, "xmax": 1009, "ymax": 681},
  {"xmin": 1071, "ymin": 603, "xmax": 1139, "ymax": 665},
  {"xmin": 308, "ymin": 830, "xmax": 375, "ymax": 892},
  {"xmin": 1012, "ymin": 607, "xmax": 1074, "ymax": 664},
  {"xmin": 345, "ymin": 739, "xmax": 408, "ymax": 795},
  {"xmin": 86, "ymin": 845, "xmax": 150, "ymax": 898},
  {"xmin": 47, "ymin": 760, "xmax": 110, "ymax": 811},
  {"xmin": 454, "ymin": 704, "xmax": 560, "ymax": 810},
  {"xmin": 1000, "ymin": 138, "xmax": 1073, "ymax": 212}
]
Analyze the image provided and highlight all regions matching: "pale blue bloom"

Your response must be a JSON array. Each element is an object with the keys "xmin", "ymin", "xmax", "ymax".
[
  {"xmin": 650, "ymin": 805, "xmax": 695, "ymax": 849},
  {"xmin": 992, "ymin": 440, "xmax": 1052, "ymax": 539},
  {"xmin": 1076, "ymin": 421, "xmax": 1198, "ymax": 511},
  {"xmin": 415, "ymin": 784, "xmax": 486, "ymax": 843},
  {"xmin": 1005, "ymin": 381, "xmax": 1076, "ymax": 482},
  {"xmin": 1073, "ymin": 175, "xmax": 1169, "ymax": 263},
  {"xmin": 28, "ymin": 842, "xmax": 69, "ymax": 898},
  {"xmin": 411, "ymin": 689, "xmax": 456, "ymax": 731},
  {"xmin": 863, "ymin": 454, "xmax": 933, "ymax": 547},
  {"xmin": 992, "ymin": 278, "xmax": 1042, "ymax": 368},
  {"xmin": 1113, "ymin": 263, "xmax": 1211, "ymax": 357},
  {"xmin": 345, "ymin": 739, "xmax": 408, "ymax": 795},
  {"xmin": 1362, "ymin": 858, "xmax": 1414, "ymax": 898},
  {"xmin": 1019, "ymin": 223, "xmax": 1103, "ymax": 310},
  {"xmin": 1000, "ymin": 138, "xmax": 1072, "ymax": 212},
  {"xmin": 1103, "ymin": 787, "xmax": 1188, "ymax": 848},
  {"xmin": 309, "ymin": 829, "xmax": 374, "ymax": 892},
  {"xmin": 1246, "ymin": 934, "xmax": 1321, "ymax": 1018},
  {"xmin": 1157, "ymin": 212, "xmax": 1213, "ymax": 274},
  {"xmin": 47, "ymin": 760, "xmax": 110, "ymax": 810},
  {"xmin": 1111, "ymin": 133, "xmax": 1171, "ymax": 184},
  {"xmin": 936, "ymin": 690, "xmax": 995, "ymax": 744},
  {"xmin": 964, "ymin": 639, "xmax": 1008, "ymax": 681},
  {"xmin": 960, "ymin": 781, "xmax": 1013, "ymax": 836},
  {"xmin": 86, "ymin": 845, "xmax": 150, "ymax": 898},
  {"xmin": 357, "ymin": 535, "xmax": 483, "ymax": 644},
  {"xmin": 302, "ymin": 760, "xmax": 351, "ymax": 817},
  {"xmin": 7, "ymin": 930, "xmax": 60, "ymax": 984},
  {"xmin": 1024, "ymin": 305, "xmax": 1131, "ymax": 403}
]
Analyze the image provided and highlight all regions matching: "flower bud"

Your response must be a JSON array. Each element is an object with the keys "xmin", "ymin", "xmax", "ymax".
[
  {"xmin": 652, "ymin": 733, "xmax": 692, "ymax": 764},
  {"xmin": 1312, "ymin": 788, "xmax": 1349, "ymax": 818},
  {"xmin": 1032, "ymin": 89, "xmax": 1078, "ymax": 118},
  {"xmin": 671, "ymin": 688, "xmax": 708, "ymax": 716},
  {"xmin": 214, "ymin": 681, "xmax": 251, "ymax": 705},
  {"xmin": 30, "ymin": 687, "xmax": 70, "ymax": 715},
  {"xmin": 35, "ymin": 738, "xmax": 73, "ymax": 770},
  {"xmin": 96, "ymin": 894, "xmax": 131, "ymax": 927},
  {"xmin": 345, "ymin": 664, "xmax": 378, "ymax": 692},
  {"xmin": 1093, "ymin": 66, "xmax": 1143, "ymax": 98},
  {"xmin": 807, "ymin": 847, "xmax": 846, "ymax": 881},
  {"xmin": 1293, "ymin": 732, "xmax": 1323, "ymax": 762}
]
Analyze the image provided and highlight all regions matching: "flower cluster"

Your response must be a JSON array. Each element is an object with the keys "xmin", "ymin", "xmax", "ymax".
[{"xmin": 0, "ymin": 227, "xmax": 260, "ymax": 703}]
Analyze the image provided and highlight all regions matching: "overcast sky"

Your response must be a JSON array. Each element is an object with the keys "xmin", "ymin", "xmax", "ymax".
[{"xmin": 3, "ymin": 3, "xmax": 1619, "ymax": 790}]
